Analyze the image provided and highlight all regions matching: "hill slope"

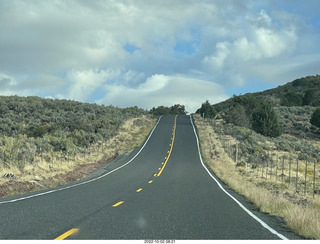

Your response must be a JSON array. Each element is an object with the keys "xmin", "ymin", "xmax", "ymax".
[
  {"xmin": 199, "ymin": 75, "xmax": 320, "ymax": 139},
  {"xmin": 0, "ymin": 96, "xmax": 145, "ymax": 144},
  {"xmin": 213, "ymin": 75, "xmax": 320, "ymax": 112},
  {"xmin": 194, "ymin": 75, "xmax": 320, "ymax": 239},
  {"xmin": 0, "ymin": 96, "xmax": 156, "ymax": 196}
]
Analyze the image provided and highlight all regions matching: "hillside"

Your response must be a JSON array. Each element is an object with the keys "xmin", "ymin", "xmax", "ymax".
[
  {"xmin": 196, "ymin": 74, "xmax": 320, "ymax": 165},
  {"xmin": 0, "ymin": 96, "xmax": 145, "ymax": 142},
  {"xmin": 258, "ymin": 75, "xmax": 320, "ymax": 106},
  {"xmin": 198, "ymin": 75, "xmax": 320, "ymax": 140},
  {"xmin": 194, "ymin": 75, "xmax": 320, "ymax": 239},
  {"xmin": 212, "ymin": 75, "xmax": 320, "ymax": 112},
  {"xmin": 0, "ymin": 96, "xmax": 156, "ymax": 196}
]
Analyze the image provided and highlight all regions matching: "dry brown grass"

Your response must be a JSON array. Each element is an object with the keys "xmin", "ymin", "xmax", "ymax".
[
  {"xmin": 0, "ymin": 115, "xmax": 157, "ymax": 192},
  {"xmin": 193, "ymin": 114, "xmax": 320, "ymax": 239}
]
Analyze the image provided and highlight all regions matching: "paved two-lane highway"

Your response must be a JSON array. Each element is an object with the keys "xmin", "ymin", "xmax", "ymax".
[{"xmin": 0, "ymin": 115, "xmax": 302, "ymax": 239}]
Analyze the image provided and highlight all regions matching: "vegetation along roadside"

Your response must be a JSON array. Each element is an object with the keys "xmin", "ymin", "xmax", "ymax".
[
  {"xmin": 193, "ymin": 75, "xmax": 320, "ymax": 239},
  {"xmin": 0, "ymin": 96, "xmax": 157, "ymax": 197}
]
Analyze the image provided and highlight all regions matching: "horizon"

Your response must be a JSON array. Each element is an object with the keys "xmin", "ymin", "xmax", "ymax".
[
  {"xmin": 0, "ymin": 73, "xmax": 315, "ymax": 111},
  {"xmin": 1, "ymin": 1, "xmax": 319, "ymax": 113}
]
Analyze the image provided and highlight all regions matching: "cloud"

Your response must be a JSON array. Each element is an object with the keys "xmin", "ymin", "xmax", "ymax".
[
  {"xmin": 0, "ymin": 0, "xmax": 319, "ymax": 109},
  {"xmin": 0, "ymin": 75, "xmax": 12, "ymax": 89},
  {"xmin": 200, "ymin": 8, "xmax": 302, "ymax": 88},
  {"xmin": 98, "ymin": 74, "xmax": 228, "ymax": 113},
  {"xmin": 64, "ymin": 69, "xmax": 117, "ymax": 101},
  {"xmin": 235, "ymin": 27, "xmax": 296, "ymax": 60},
  {"xmin": 202, "ymin": 42, "xmax": 230, "ymax": 73}
]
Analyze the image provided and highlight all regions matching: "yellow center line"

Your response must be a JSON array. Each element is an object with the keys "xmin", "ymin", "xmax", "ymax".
[
  {"xmin": 157, "ymin": 115, "xmax": 177, "ymax": 177},
  {"xmin": 136, "ymin": 188, "xmax": 143, "ymax": 192},
  {"xmin": 54, "ymin": 228, "xmax": 79, "ymax": 240},
  {"xmin": 112, "ymin": 201, "xmax": 124, "ymax": 207},
  {"xmin": 148, "ymin": 180, "xmax": 153, "ymax": 183}
]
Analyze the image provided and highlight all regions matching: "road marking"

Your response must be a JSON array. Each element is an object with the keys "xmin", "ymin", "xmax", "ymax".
[
  {"xmin": 157, "ymin": 115, "xmax": 177, "ymax": 177},
  {"xmin": 136, "ymin": 188, "xmax": 143, "ymax": 192},
  {"xmin": 189, "ymin": 115, "xmax": 288, "ymax": 240},
  {"xmin": 0, "ymin": 116, "xmax": 163, "ymax": 205},
  {"xmin": 54, "ymin": 228, "xmax": 79, "ymax": 240},
  {"xmin": 112, "ymin": 201, "xmax": 124, "ymax": 207},
  {"xmin": 148, "ymin": 180, "xmax": 153, "ymax": 184},
  {"xmin": 154, "ymin": 173, "xmax": 157, "ymax": 176}
]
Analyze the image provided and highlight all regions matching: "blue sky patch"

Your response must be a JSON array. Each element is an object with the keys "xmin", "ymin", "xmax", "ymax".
[
  {"xmin": 174, "ymin": 39, "xmax": 198, "ymax": 56},
  {"xmin": 174, "ymin": 28, "xmax": 201, "ymax": 57},
  {"xmin": 123, "ymin": 43, "xmax": 140, "ymax": 54}
]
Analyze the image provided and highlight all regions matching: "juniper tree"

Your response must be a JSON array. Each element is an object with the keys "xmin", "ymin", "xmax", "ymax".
[{"xmin": 251, "ymin": 103, "xmax": 282, "ymax": 137}]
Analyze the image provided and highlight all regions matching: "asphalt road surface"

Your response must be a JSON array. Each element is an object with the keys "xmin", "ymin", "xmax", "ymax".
[{"xmin": 0, "ymin": 115, "xmax": 303, "ymax": 240}]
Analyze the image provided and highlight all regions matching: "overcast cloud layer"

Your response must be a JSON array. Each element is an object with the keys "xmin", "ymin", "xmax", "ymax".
[{"xmin": 1, "ymin": 0, "xmax": 319, "ymax": 112}]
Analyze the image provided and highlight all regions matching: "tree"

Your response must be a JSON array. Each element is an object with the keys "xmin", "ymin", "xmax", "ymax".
[
  {"xmin": 199, "ymin": 101, "xmax": 216, "ymax": 119},
  {"xmin": 251, "ymin": 103, "xmax": 282, "ymax": 137},
  {"xmin": 280, "ymin": 92, "xmax": 302, "ymax": 106},
  {"xmin": 150, "ymin": 106, "xmax": 171, "ymax": 116},
  {"xmin": 170, "ymin": 104, "xmax": 187, "ymax": 115},
  {"xmin": 150, "ymin": 104, "xmax": 187, "ymax": 115},
  {"xmin": 302, "ymin": 90, "xmax": 315, "ymax": 106},
  {"xmin": 225, "ymin": 104, "xmax": 251, "ymax": 128},
  {"xmin": 310, "ymin": 107, "xmax": 320, "ymax": 128}
]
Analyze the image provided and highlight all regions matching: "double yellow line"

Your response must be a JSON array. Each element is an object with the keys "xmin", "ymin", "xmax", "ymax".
[
  {"xmin": 157, "ymin": 115, "xmax": 177, "ymax": 177},
  {"xmin": 55, "ymin": 115, "xmax": 177, "ymax": 240}
]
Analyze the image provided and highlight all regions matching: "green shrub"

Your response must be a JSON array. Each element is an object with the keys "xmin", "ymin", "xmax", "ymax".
[
  {"xmin": 198, "ymin": 100, "xmax": 216, "ymax": 118},
  {"xmin": 236, "ymin": 161, "xmax": 246, "ymax": 167},
  {"xmin": 310, "ymin": 107, "xmax": 320, "ymax": 128},
  {"xmin": 252, "ymin": 103, "xmax": 282, "ymax": 137}
]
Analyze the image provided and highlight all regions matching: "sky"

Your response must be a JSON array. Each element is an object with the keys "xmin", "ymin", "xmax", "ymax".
[{"xmin": 0, "ymin": 0, "xmax": 320, "ymax": 113}]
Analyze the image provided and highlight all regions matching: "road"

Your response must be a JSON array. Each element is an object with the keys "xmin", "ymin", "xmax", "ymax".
[{"xmin": 0, "ymin": 115, "xmax": 302, "ymax": 240}]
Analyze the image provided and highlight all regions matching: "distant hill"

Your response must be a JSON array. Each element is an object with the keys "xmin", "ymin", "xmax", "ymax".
[
  {"xmin": 213, "ymin": 75, "xmax": 320, "ymax": 112},
  {"xmin": 197, "ymin": 75, "xmax": 320, "ymax": 138},
  {"xmin": 257, "ymin": 75, "xmax": 320, "ymax": 106}
]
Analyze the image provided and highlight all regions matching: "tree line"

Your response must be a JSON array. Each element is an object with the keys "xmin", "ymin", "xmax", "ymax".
[{"xmin": 149, "ymin": 104, "xmax": 187, "ymax": 116}]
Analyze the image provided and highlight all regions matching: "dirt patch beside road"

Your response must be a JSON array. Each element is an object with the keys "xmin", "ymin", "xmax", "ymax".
[{"xmin": 0, "ymin": 153, "xmax": 117, "ymax": 198}]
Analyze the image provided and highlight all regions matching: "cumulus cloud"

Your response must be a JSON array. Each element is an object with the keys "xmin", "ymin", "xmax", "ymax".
[
  {"xmin": 202, "ymin": 42, "xmax": 230, "ymax": 73},
  {"xmin": 64, "ymin": 69, "xmax": 116, "ymax": 101},
  {"xmin": 201, "ymin": 9, "xmax": 300, "ymax": 88}
]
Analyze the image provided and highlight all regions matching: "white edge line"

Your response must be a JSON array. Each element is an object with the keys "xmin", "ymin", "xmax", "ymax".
[
  {"xmin": 0, "ymin": 116, "xmax": 163, "ymax": 205},
  {"xmin": 189, "ymin": 115, "xmax": 289, "ymax": 240}
]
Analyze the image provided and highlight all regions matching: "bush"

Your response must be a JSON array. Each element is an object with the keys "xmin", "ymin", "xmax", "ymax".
[
  {"xmin": 280, "ymin": 92, "xmax": 303, "ymax": 106},
  {"xmin": 252, "ymin": 103, "xmax": 282, "ymax": 137},
  {"xmin": 310, "ymin": 107, "xmax": 320, "ymax": 128},
  {"xmin": 198, "ymin": 100, "xmax": 216, "ymax": 118},
  {"xmin": 225, "ymin": 104, "xmax": 251, "ymax": 128},
  {"xmin": 236, "ymin": 161, "xmax": 246, "ymax": 167}
]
